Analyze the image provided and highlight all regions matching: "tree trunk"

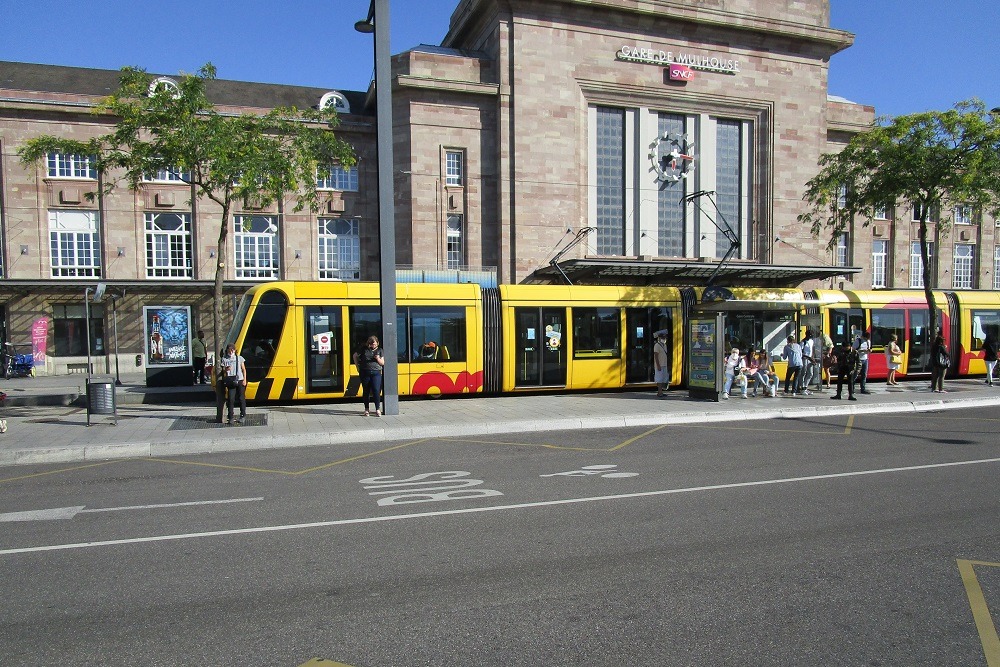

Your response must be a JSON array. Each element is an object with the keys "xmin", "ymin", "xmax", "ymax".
[
  {"xmin": 917, "ymin": 210, "xmax": 938, "ymax": 336},
  {"xmin": 212, "ymin": 203, "xmax": 231, "ymax": 361}
]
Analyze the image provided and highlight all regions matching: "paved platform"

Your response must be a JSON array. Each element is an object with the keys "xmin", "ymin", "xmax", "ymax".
[{"xmin": 2, "ymin": 372, "xmax": 998, "ymax": 467}]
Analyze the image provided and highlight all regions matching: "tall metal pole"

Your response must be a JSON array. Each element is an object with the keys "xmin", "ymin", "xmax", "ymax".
[
  {"xmin": 373, "ymin": 0, "xmax": 398, "ymax": 415},
  {"xmin": 84, "ymin": 287, "xmax": 93, "ymax": 380}
]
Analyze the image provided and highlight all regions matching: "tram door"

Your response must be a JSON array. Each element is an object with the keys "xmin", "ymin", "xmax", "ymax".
[
  {"xmin": 626, "ymin": 307, "xmax": 672, "ymax": 384},
  {"xmin": 304, "ymin": 307, "xmax": 343, "ymax": 393},
  {"xmin": 907, "ymin": 309, "xmax": 933, "ymax": 374},
  {"xmin": 514, "ymin": 307, "xmax": 566, "ymax": 387}
]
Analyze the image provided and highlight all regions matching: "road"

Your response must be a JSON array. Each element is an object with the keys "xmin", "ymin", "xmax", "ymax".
[{"xmin": 1, "ymin": 408, "xmax": 998, "ymax": 666}]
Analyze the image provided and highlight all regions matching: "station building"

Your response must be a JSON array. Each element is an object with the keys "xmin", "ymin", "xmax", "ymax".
[{"xmin": 0, "ymin": 0, "xmax": 996, "ymax": 376}]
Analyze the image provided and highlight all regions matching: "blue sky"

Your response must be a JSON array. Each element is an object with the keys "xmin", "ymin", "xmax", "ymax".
[{"xmin": 2, "ymin": 0, "xmax": 997, "ymax": 119}]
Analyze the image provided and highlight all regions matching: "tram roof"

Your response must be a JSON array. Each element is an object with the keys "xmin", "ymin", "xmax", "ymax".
[{"xmin": 529, "ymin": 259, "xmax": 860, "ymax": 287}]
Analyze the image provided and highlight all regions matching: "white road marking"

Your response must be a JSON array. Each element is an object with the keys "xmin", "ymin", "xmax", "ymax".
[
  {"xmin": 2, "ymin": 458, "xmax": 999, "ymax": 556},
  {"xmin": 0, "ymin": 497, "xmax": 263, "ymax": 523}
]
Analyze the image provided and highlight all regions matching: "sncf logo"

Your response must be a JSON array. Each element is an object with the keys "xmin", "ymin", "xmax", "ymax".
[{"xmin": 669, "ymin": 64, "xmax": 695, "ymax": 82}]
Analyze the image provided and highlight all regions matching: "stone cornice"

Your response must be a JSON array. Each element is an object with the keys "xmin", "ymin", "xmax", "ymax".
[{"xmin": 396, "ymin": 75, "xmax": 500, "ymax": 97}]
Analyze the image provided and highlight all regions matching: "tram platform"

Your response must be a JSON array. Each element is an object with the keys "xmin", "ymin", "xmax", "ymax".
[{"xmin": 2, "ymin": 372, "xmax": 999, "ymax": 467}]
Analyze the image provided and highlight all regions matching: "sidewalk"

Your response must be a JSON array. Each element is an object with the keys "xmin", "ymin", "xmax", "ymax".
[{"xmin": 3, "ymin": 372, "xmax": 999, "ymax": 467}]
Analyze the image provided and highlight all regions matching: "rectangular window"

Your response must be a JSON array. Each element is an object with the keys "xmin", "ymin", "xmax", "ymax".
[
  {"xmin": 835, "ymin": 233, "xmax": 850, "ymax": 267},
  {"xmin": 910, "ymin": 241, "xmax": 933, "ymax": 288},
  {"xmin": 871, "ymin": 309, "xmax": 905, "ymax": 350},
  {"xmin": 874, "ymin": 204, "xmax": 889, "ymax": 221},
  {"xmin": 234, "ymin": 214, "xmax": 279, "ymax": 279},
  {"xmin": 145, "ymin": 212, "xmax": 192, "ymax": 278},
  {"xmin": 445, "ymin": 151, "xmax": 464, "ymax": 186},
  {"xmin": 144, "ymin": 167, "xmax": 190, "ymax": 182},
  {"xmin": 656, "ymin": 114, "xmax": 686, "ymax": 257},
  {"xmin": 47, "ymin": 153, "xmax": 97, "ymax": 179},
  {"xmin": 954, "ymin": 205, "xmax": 973, "ymax": 225},
  {"xmin": 49, "ymin": 209, "xmax": 101, "ymax": 278},
  {"xmin": 572, "ymin": 307, "xmax": 621, "ymax": 359},
  {"xmin": 316, "ymin": 165, "xmax": 358, "ymax": 191},
  {"xmin": 446, "ymin": 215, "xmax": 463, "ymax": 269},
  {"xmin": 871, "ymin": 239, "xmax": 888, "ymax": 288},
  {"xmin": 409, "ymin": 306, "xmax": 466, "ymax": 362},
  {"xmin": 595, "ymin": 107, "xmax": 625, "ymax": 256},
  {"xmin": 52, "ymin": 304, "xmax": 105, "ymax": 355},
  {"xmin": 836, "ymin": 185, "xmax": 848, "ymax": 210},
  {"xmin": 912, "ymin": 202, "xmax": 939, "ymax": 222},
  {"xmin": 995, "ymin": 247, "xmax": 1000, "ymax": 290},
  {"xmin": 715, "ymin": 119, "xmax": 742, "ymax": 258},
  {"xmin": 318, "ymin": 217, "xmax": 360, "ymax": 280},
  {"xmin": 971, "ymin": 310, "xmax": 1000, "ymax": 351},
  {"xmin": 953, "ymin": 243, "xmax": 975, "ymax": 289}
]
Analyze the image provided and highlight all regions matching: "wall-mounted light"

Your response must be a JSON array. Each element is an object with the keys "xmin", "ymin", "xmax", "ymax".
[
  {"xmin": 294, "ymin": 250, "xmax": 302, "ymax": 259},
  {"xmin": 208, "ymin": 249, "xmax": 216, "ymax": 258},
  {"xmin": 117, "ymin": 247, "xmax": 126, "ymax": 257},
  {"xmin": 19, "ymin": 245, "xmax": 28, "ymax": 256}
]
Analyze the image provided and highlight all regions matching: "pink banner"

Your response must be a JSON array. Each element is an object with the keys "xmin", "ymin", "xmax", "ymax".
[{"xmin": 31, "ymin": 317, "xmax": 49, "ymax": 363}]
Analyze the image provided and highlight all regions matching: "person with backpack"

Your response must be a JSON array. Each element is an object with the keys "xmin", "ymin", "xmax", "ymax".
[
  {"xmin": 830, "ymin": 342, "xmax": 859, "ymax": 401},
  {"xmin": 931, "ymin": 334, "xmax": 950, "ymax": 393}
]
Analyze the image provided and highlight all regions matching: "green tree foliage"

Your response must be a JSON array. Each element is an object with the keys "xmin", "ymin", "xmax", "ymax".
[
  {"xmin": 18, "ymin": 64, "xmax": 355, "ymax": 354},
  {"xmin": 799, "ymin": 99, "xmax": 1000, "ymax": 327}
]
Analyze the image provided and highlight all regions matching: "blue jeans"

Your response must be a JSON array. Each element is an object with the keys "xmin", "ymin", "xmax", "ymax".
[{"xmin": 361, "ymin": 372, "xmax": 383, "ymax": 411}]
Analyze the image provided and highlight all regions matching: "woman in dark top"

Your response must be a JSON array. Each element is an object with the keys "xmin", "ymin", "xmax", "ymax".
[
  {"xmin": 352, "ymin": 335, "xmax": 385, "ymax": 416},
  {"xmin": 931, "ymin": 334, "xmax": 949, "ymax": 393}
]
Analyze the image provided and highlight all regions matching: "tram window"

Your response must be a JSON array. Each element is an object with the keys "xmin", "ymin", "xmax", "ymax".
[
  {"xmin": 871, "ymin": 310, "xmax": 904, "ymax": 350},
  {"xmin": 349, "ymin": 307, "xmax": 409, "ymax": 362},
  {"xmin": 762, "ymin": 315, "xmax": 795, "ymax": 360},
  {"xmin": 829, "ymin": 309, "xmax": 864, "ymax": 347},
  {"xmin": 971, "ymin": 310, "xmax": 1000, "ymax": 351},
  {"xmin": 410, "ymin": 307, "xmax": 465, "ymax": 362},
  {"xmin": 573, "ymin": 307, "xmax": 620, "ymax": 358},
  {"xmin": 242, "ymin": 289, "xmax": 288, "ymax": 382}
]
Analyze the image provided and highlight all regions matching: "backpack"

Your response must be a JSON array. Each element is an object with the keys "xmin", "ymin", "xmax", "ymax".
[{"xmin": 935, "ymin": 349, "xmax": 950, "ymax": 369}]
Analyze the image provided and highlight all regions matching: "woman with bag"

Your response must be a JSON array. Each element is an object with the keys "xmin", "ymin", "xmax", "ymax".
[
  {"xmin": 931, "ymin": 334, "xmax": 949, "ymax": 393},
  {"xmin": 352, "ymin": 335, "xmax": 385, "ymax": 416},
  {"xmin": 885, "ymin": 333, "xmax": 903, "ymax": 386},
  {"xmin": 221, "ymin": 344, "xmax": 247, "ymax": 424}
]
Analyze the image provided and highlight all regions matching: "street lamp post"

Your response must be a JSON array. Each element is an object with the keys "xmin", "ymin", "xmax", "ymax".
[{"xmin": 356, "ymin": 0, "xmax": 398, "ymax": 415}]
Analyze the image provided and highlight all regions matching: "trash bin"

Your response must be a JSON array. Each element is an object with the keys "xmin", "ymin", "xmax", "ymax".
[{"xmin": 86, "ymin": 376, "xmax": 117, "ymax": 426}]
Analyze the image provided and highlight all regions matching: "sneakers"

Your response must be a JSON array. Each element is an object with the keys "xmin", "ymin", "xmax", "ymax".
[
  {"xmin": 375, "ymin": 409, "xmax": 382, "ymax": 416},
  {"xmin": 722, "ymin": 393, "xmax": 730, "ymax": 399}
]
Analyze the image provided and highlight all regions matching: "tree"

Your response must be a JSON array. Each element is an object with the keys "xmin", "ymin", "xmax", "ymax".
[
  {"xmin": 799, "ymin": 99, "xmax": 1000, "ymax": 328},
  {"xmin": 18, "ymin": 64, "xmax": 355, "ymax": 357}
]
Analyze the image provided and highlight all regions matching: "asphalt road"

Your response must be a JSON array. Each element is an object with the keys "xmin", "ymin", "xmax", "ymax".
[{"xmin": 2, "ymin": 408, "xmax": 998, "ymax": 666}]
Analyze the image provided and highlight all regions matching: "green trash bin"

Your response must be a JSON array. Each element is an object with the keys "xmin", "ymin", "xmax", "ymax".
[{"xmin": 86, "ymin": 376, "xmax": 117, "ymax": 426}]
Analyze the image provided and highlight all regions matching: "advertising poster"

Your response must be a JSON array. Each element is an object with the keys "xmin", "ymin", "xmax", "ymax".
[
  {"xmin": 31, "ymin": 317, "xmax": 49, "ymax": 363},
  {"xmin": 143, "ymin": 306, "xmax": 192, "ymax": 367},
  {"xmin": 688, "ymin": 318, "xmax": 718, "ymax": 390}
]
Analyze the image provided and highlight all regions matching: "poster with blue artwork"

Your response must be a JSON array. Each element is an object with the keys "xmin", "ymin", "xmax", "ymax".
[{"xmin": 143, "ymin": 306, "xmax": 192, "ymax": 367}]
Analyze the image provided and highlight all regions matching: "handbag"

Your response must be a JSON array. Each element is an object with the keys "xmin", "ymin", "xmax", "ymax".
[
  {"xmin": 224, "ymin": 374, "xmax": 239, "ymax": 389},
  {"xmin": 890, "ymin": 354, "xmax": 903, "ymax": 364}
]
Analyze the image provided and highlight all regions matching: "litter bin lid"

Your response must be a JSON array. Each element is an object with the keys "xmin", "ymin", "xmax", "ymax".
[{"xmin": 87, "ymin": 375, "xmax": 116, "ymax": 385}]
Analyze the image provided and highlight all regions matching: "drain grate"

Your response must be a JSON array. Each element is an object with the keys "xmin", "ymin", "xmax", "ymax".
[{"xmin": 170, "ymin": 413, "xmax": 268, "ymax": 431}]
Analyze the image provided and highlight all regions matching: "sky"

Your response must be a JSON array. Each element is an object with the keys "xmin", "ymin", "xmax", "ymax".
[{"xmin": 2, "ymin": 0, "xmax": 998, "ymax": 119}]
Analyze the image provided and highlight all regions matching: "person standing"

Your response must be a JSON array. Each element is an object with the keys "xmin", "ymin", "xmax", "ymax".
[
  {"xmin": 192, "ymin": 330, "xmax": 208, "ymax": 385},
  {"xmin": 885, "ymin": 333, "xmax": 902, "ymax": 386},
  {"xmin": 855, "ymin": 330, "xmax": 872, "ymax": 394},
  {"xmin": 931, "ymin": 334, "xmax": 950, "ymax": 393},
  {"xmin": 983, "ymin": 328, "xmax": 998, "ymax": 386},
  {"xmin": 830, "ymin": 343, "xmax": 858, "ymax": 401},
  {"xmin": 652, "ymin": 332, "xmax": 670, "ymax": 397},
  {"xmin": 781, "ymin": 335, "xmax": 803, "ymax": 394},
  {"xmin": 800, "ymin": 331, "xmax": 816, "ymax": 394},
  {"xmin": 353, "ymin": 335, "xmax": 385, "ymax": 416},
  {"xmin": 221, "ymin": 344, "xmax": 247, "ymax": 424}
]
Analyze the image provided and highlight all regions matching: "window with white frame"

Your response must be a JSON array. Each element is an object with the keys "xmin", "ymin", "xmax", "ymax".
[
  {"xmin": 994, "ymin": 247, "xmax": 1000, "ymax": 290},
  {"xmin": 49, "ymin": 209, "xmax": 101, "ymax": 277},
  {"xmin": 446, "ymin": 151, "xmax": 464, "ymax": 186},
  {"xmin": 144, "ymin": 166, "xmax": 190, "ymax": 183},
  {"xmin": 144, "ymin": 212, "xmax": 192, "ymax": 278},
  {"xmin": 953, "ymin": 243, "xmax": 975, "ymax": 288},
  {"xmin": 954, "ymin": 205, "xmax": 974, "ymax": 225},
  {"xmin": 912, "ymin": 202, "xmax": 939, "ymax": 222},
  {"xmin": 836, "ymin": 185, "xmax": 847, "ymax": 209},
  {"xmin": 874, "ymin": 204, "xmax": 889, "ymax": 220},
  {"xmin": 447, "ymin": 215, "xmax": 464, "ymax": 269},
  {"xmin": 318, "ymin": 217, "xmax": 360, "ymax": 280},
  {"xmin": 910, "ymin": 241, "xmax": 933, "ymax": 288},
  {"xmin": 316, "ymin": 165, "xmax": 358, "ymax": 191},
  {"xmin": 234, "ymin": 214, "xmax": 279, "ymax": 279},
  {"xmin": 47, "ymin": 153, "xmax": 97, "ymax": 179},
  {"xmin": 871, "ymin": 239, "xmax": 888, "ymax": 288},
  {"xmin": 835, "ymin": 233, "xmax": 850, "ymax": 267}
]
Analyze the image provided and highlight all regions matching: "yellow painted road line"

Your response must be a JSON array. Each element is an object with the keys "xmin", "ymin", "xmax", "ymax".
[
  {"xmin": 298, "ymin": 659, "xmax": 354, "ymax": 667},
  {"xmin": 145, "ymin": 458, "xmax": 300, "ymax": 475},
  {"xmin": 442, "ymin": 437, "xmax": 601, "ymax": 451},
  {"xmin": 957, "ymin": 559, "xmax": 1000, "ymax": 666},
  {"xmin": 292, "ymin": 439, "xmax": 430, "ymax": 475},
  {"xmin": 0, "ymin": 461, "xmax": 116, "ymax": 485},
  {"xmin": 677, "ymin": 423, "xmax": 846, "ymax": 436},
  {"xmin": 610, "ymin": 424, "xmax": 669, "ymax": 451},
  {"xmin": 845, "ymin": 415, "xmax": 854, "ymax": 435}
]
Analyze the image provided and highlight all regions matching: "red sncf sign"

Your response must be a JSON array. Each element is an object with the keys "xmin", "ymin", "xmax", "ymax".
[{"xmin": 669, "ymin": 64, "xmax": 695, "ymax": 82}]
